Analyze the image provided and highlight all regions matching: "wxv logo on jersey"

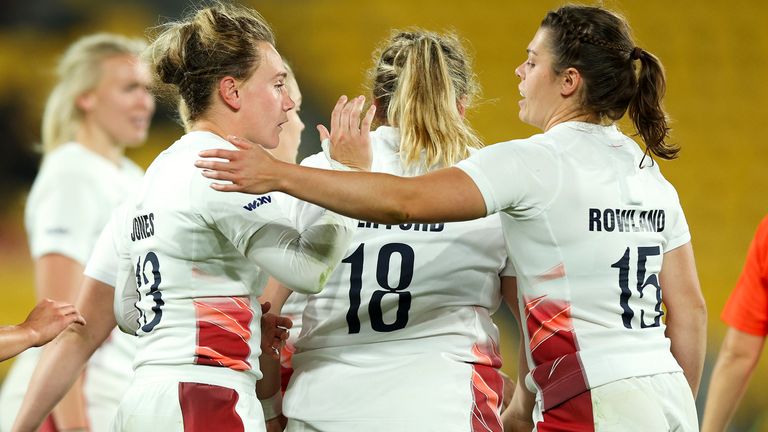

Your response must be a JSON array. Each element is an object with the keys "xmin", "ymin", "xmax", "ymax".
[{"xmin": 243, "ymin": 195, "xmax": 272, "ymax": 211}]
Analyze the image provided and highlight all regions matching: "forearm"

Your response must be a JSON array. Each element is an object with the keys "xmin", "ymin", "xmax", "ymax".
[
  {"xmin": 701, "ymin": 329, "xmax": 765, "ymax": 432},
  {"xmin": 279, "ymin": 164, "xmax": 487, "ymax": 224},
  {"xmin": 279, "ymin": 164, "xmax": 415, "ymax": 224},
  {"xmin": 701, "ymin": 351, "xmax": 757, "ymax": 432},
  {"xmin": 52, "ymin": 374, "xmax": 89, "ymax": 430},
  {"xmin": 245, "ymin": 211, "xmax": 356, "ymax": 295},
  {"xmin": 665, "ymin": 305, "xmax": 707, "ymax": 397},
  {"xmin": 256, "ymin": 354, "xmax": 282, "ymax": 399},
  {"xmin": 0, "ymin": 326, "xmax": 36, "ymax": 361},
  {"xmin": 13, "ymin": 328, "xmax": 97, "ymax": 432}
]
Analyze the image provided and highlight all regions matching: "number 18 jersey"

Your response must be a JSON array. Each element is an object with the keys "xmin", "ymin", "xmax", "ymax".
[{"xmin": 283, "ymin": 126, "xmax": 514, "ymax": 431}]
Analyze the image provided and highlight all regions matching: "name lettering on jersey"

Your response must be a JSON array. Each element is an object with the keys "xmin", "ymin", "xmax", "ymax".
[
  {"xmin": 131, "ymin": 213, "xmax": 155, "ymax": 241},
  {"xmin": 588, "ymin": 208, "xmax": 665, "ymax": 233},
  {"xmin": 357, "ymin": 220, "xmax": 445, "ymax": 232},
  {"xmin": 243, "ymin": 195, "xmax": 272, "ymax": 211}
]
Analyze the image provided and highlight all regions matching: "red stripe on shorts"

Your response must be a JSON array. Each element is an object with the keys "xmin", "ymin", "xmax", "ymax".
[
  {"xmin": 193, "ymin": 296, "xmax": 253, "ymax": 371},
  {"xmin": 470, "ymin": 364, "xmax": 503, "ymax": 432},
  {"xmin": 536, "ymin": 389, "xmax": 594, "ymax": 432},
  {"xmin": 179, "ymin": 382, "xmax": 244, "ymax": 432}
]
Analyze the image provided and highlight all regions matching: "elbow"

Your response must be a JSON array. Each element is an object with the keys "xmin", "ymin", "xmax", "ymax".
[{"xmin": 276, "ymin": 269, "xmax": 329, "ymax": 296}]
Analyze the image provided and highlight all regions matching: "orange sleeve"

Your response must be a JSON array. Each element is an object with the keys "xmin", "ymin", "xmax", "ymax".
[{"xmin": 722, "ymin": 216, "xmax": 768, "ymax": 336}]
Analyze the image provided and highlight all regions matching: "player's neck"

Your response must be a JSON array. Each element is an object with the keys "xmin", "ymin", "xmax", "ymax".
[{"xmin": 75, "ymin": 124, "xmax": 124, "ymax": 166}]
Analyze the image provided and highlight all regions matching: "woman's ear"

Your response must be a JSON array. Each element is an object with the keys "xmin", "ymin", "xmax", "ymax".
[
  {"xmin": 560, "ymin": 67, "xmax": 582, "ymax": 98},
  {"xmin": 76, "ymin": 92, "xmax": 96, "ymax": 112},
  {"xmin": 219, "ymin": 76, "xmax": 241, "ymax": 110}
]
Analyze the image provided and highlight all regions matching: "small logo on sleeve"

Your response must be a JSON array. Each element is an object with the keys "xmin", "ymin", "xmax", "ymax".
[{"xmin": 243, "ymin": 195, "xmax": 272, "ymax": 212}]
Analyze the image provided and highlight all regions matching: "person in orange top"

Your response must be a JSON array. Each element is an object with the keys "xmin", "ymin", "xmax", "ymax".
[{"xmin": 702, "ymin": 216, "xmax": 768, "ymax": 431}]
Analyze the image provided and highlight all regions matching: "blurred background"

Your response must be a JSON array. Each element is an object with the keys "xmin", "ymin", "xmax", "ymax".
[{"xmin": 0, "ymin": 0, "xmax": 766, "ymax": 430}]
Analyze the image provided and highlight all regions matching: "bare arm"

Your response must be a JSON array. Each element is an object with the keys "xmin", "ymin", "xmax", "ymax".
[
  {"xmin": 12, "ymin": 277, "xmax": 116, "ymax": 432},
  {"xmin": 701, "ymin": 328, "xmax": 765, "ymax": 432},
  {"xmin": 0, "ymin": 299, "xmax": 85, "ymax": 361},
  {"xmin": 660, "ymin": 242, "xmax": 706, "ymax": 397},
  {"xmin": 499, "ymin": 277, "xmax": 535, "ymax": 432},
  {"xmin": 256, "ymin": 279, "xmax": 293, "ymax": 399},
  {"xmin": 195, "ymin": 96, "xmax": 488, "ymax": 225},
  {"xmin": 34, "ymin": 254, "xmax": 92, "ymax": 430}
]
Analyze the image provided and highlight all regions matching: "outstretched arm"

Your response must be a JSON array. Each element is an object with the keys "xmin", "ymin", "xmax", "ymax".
[
  {"xmin": 701, "ymin": 328, "xmax": 765, "ymax": 432},
  {"xmin": 660, "ymin": 242, "xmax": 706, "ymax": 397},
  {"xmin": 0, "ymin": 298, "xmax": 85, "ymax": 362},
  {"xmin": 12, "ymin": 277, "xmax": 115, "ymax": 432},
  {"xmin": 195, "ymin": 96, "xmax": 488, "ymax": 225}
]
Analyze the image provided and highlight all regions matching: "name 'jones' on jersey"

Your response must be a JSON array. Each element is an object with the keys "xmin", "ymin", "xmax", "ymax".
[{"xmin": 588, "ymin": 208, "xmax": 665, "ymax": 233}]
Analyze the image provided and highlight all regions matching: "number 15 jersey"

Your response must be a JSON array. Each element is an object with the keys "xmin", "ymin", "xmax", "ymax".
[{"xmin": 456, "ymin": 121, "xmax": 691, "ymax": 411}]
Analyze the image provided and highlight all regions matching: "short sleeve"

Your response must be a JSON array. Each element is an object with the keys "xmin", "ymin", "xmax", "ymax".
[
  {"xmin": 722, "ymin": 216, "xmax": 768, "ymax": 336},
  {"xmin": 27, "ymin": 170, "xmax": 104, "ymax": 264},
  {"xmin": 84, "ymin": 214, "xmax": 120, "ymax": 287},
  {"xmin": 84, "ymin": 204, "xmax": 128, "ymax": 288},
  {"xmin": 454, "ymin": 139, "xmax": 560, "ymax": 218},
  {"xmin": 663, "ymin": 187, "xmax": 691, "ymax": 252}
]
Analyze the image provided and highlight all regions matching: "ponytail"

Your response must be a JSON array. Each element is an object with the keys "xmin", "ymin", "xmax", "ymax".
[
  {"xmin": 371, "ymin": 30, "xmax": 482, "ymax": 170},
  {"xmin": 629, "ymin": 50, "xmax": 678, "ymax": 160}
]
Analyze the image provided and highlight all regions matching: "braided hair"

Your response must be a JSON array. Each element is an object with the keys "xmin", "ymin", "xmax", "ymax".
[{"xmin": 541, "ymin": 6, "xmax": 678, "ymax": 160}]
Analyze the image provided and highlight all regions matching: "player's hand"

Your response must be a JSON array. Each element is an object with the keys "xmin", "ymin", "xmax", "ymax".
[
  {"xmin": 265, "ymin": 414, "xmax": 287, "ymax": 432},
  {"xmin": 317, "ymin": 95, "xmax": 376, "ymax": 171},
  {"xmin": 260, "ymin": 302, "xmax": 292, "ymax": 361},
  {"xmin": 195, "ymin": 136, "xmax": 282, "ymax": 194},
  {"xmin": 19, "ymin": 298, "xmax": 86, "ymax": 347}
]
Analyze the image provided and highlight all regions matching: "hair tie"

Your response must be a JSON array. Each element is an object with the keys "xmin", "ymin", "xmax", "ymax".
[{"xmin": 630, "ymin": 46, "xmax": 643, "ymax": 60}]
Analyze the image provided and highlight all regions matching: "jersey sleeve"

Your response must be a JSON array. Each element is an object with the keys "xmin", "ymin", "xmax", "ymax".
[
  {"xmin": 83, "ymin": 213, "xmax": 120, "ymax": 287},
  {"xmin": 192, "ymin": 172, "xmax": 357, "ymax": 295},
  {"xmin": 721, "ymin": 216, "xmax": 768, "ymax": 336},
  {"xmin": 454, "ymin": 138, "xmax": 560, "ymax": 218},
  {"xmin": 27, "ymin": 168, "xmax": 104, "ymax": 264},
  {"xmin": 663, "ymin": 187, "xmax": 691, "ymax": 252}
]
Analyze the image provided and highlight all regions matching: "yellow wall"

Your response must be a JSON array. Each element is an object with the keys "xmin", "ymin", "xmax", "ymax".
[{"xmin": 0, "ymin": 0, "xmax": 767, "ymax": 429}]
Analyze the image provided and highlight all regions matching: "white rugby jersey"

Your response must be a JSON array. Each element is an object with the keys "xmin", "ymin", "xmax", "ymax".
[
  {"xmin": 284, "ymin": 127, "xmax": 513, "ymax": 426},
  {"xmin": 25, "ymin": 141, "xmax": 139, "ymax": 381},
  {"xmin": 456, "ymin": 121, "xmax": 690, "ymax": 411},
  {"xmin": 85, "ymin": 131, "xmax": 354, "ymax": 382}
]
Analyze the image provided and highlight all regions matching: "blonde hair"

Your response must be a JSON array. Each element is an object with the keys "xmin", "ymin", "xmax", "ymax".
[
  {"xmin": 370, "ymin": 30, "xmax": 482, "ymax": 170},
  {"xmin": 145, "ymin": 1, "xmax": 274, "ymax": 126},
  {"xmin": 41, "ymin": 33, "xmax": 146, "ymax": 154}
]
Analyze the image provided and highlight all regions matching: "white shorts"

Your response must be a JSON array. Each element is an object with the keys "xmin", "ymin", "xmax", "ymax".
[
  {"xmin": 113, "ymin": 365, "xmax": 264, "ymax": 432},
  {"xmin": 532, "ymin": 372, "xmax": 698, "ymax": 431},
  {"xmin": 0, "ymin": 333, "xmax": 133, "ymax": 432},
  {"xmin": 284, "ymin": 351, "xmax": 503, "ymax": 432}
]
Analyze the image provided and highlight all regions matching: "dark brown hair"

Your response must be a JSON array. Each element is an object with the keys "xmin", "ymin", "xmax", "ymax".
[
  {"xmin": 145, "ymin": 1, "xmax": 275, "ymax": 126},
  {"xmin": 541, "ymin": 5, "xmax": 678, "ymax": 160}
]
